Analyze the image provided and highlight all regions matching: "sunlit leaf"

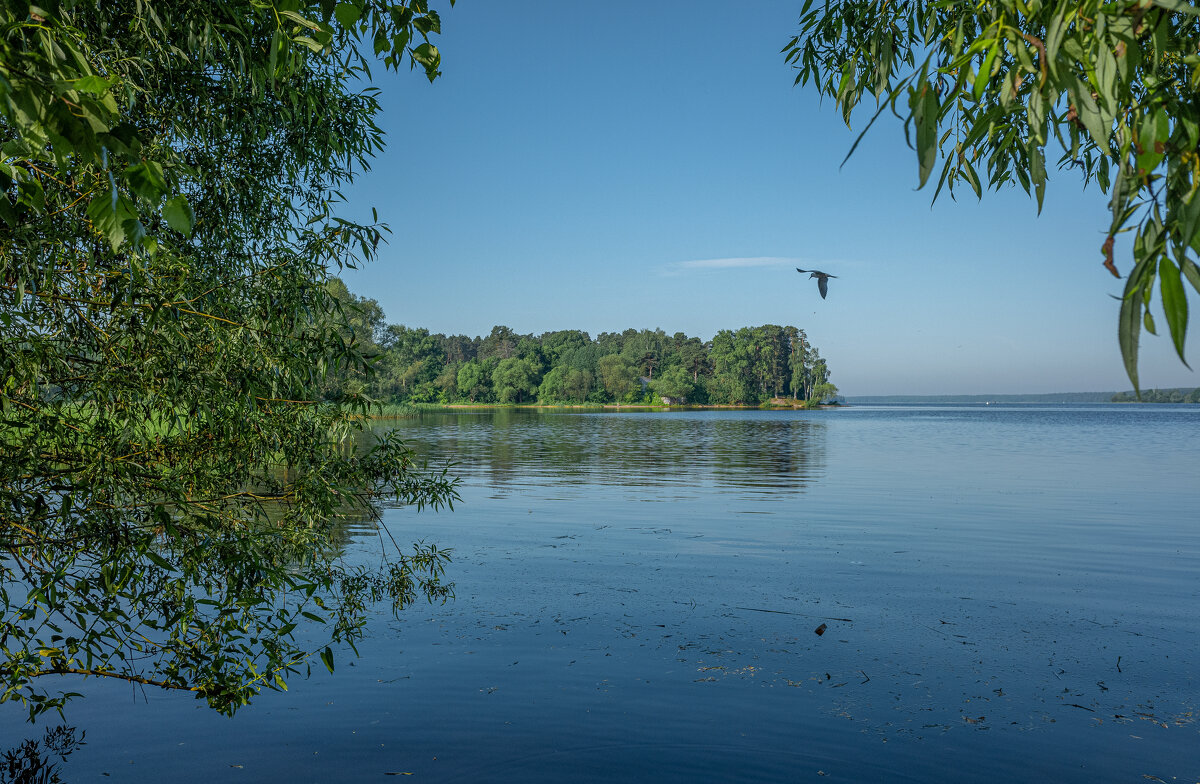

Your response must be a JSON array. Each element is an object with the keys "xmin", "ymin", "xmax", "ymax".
[
  {"xmin": 973, "ymin": 42, "xmax": 998, "ymax": 103},
  {"xmin": 1158, "ymin": 257, "xmax": 1190, "ymax": 365},
  {"xmin": 1119, "ymin": 278, "xmax": 1143, "ymax": 393},
  {"xmin": 162, "ymin": 195, "xmax": 194, "ymax": 236},
  {"xmin": 911, "ymin": 80, "xmax": 939, "ymax": 187},
  {"xmin": 279, "ymin": 10, "xmax": 321, "ymax": 30},
  {"xmin": 68, "ymin": 75, "xmax": 113, "ymax": 94},
  {"xmin": 334, "ymin": 2, "xmax": 361, "ymax": 28},
  {"xmin": 125, "ymin": 161, "xmax": 167, "ymax": 204}
]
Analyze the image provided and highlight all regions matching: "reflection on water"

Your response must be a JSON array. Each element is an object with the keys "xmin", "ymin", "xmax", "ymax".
[
  {"xmin": 1, "ymin": 726, "xmax": 83, "ymax": 784},
  {"xmin": 4, "ymin": 406, "xmax": 1197, "ymax": 783},
  {"xmin": 377, "ymin": 410, "xmax": 827, "ymax": 497}
]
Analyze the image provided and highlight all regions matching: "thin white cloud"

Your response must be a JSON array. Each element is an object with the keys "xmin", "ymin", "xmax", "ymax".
[{"xmin": 664, "ymin": 256, "xmax": 802, "ymax": 275}]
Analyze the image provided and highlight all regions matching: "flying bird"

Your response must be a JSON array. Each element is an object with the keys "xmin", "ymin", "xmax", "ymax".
[{"xmin": 796, "ymin": 268, "xmax": 837, "ymax": 299}]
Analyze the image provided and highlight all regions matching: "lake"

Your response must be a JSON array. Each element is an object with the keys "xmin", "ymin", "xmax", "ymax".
[{"xmin": 3, "ymin": 405, "xmax": 1198, "ymax": 782}]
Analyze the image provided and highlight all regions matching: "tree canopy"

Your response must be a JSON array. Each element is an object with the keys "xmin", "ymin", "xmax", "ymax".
[
  {"xmin": 326, "ymin": 283, "xmax": 838, "ymax": 406},
  {"xmin": 785, "ymin": 0, "xmax": 1200, "ymax": 390},
  {"xmin": 1, "ymin": 0, "xmax": 457, "ymax": 719},
  {"xmin": 1112, "ymin": 385, "xmax": 1200, "ymax": 402}
]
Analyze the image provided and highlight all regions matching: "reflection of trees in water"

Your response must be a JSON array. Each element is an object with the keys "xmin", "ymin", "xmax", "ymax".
[
  {"xmin": 1, "ymin": 726, "xmax": 83, "ymax": 784},
  {"xmin": 387, "ymin": 412, "xmax": 827, "ymax": 495},
  {"xmin": 703, "ymin": 419, "xmax": 826, "ymax": 490},
  {"xmin": 2, "ymin": 426, "xmax": 455, "ymax": 722}
]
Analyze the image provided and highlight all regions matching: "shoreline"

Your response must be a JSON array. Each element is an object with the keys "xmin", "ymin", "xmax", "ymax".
[{"xmin": 373, "ymin": 400, "xmax": 839, "ymax": 417}]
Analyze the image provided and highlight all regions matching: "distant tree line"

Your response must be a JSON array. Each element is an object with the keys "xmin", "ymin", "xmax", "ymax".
[
  {"xmin": 1111, "ymin": 388, "xmax": 1200, "ymax": 403},
  {"xmin": 327, "ymin": 280, "xmax": 838, "ymax": 406}
]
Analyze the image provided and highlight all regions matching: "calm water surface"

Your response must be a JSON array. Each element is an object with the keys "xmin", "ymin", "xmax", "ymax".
[{"xmin": 3, "ymin": 405, "xmax": 1198, "ymax": 782}]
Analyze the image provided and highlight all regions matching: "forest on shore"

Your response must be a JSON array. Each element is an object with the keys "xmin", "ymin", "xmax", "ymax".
[
  {"xmin": 1111, "ymin": 388, "xmax": 1200, "ymax": 403},
  {"xmin": 329, "ymin": 280, "xmax": 838, "ymax": 406}
]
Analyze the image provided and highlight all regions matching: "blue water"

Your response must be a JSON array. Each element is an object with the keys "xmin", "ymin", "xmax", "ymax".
[{"xmin": 3, "ymin": 405, "xmax": 1198, "ymax": 782}]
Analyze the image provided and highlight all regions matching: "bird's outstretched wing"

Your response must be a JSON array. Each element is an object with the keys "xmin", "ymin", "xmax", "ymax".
[{"xmin": 798, "ymin": 268, "xmax": 836, "ymax": 298}]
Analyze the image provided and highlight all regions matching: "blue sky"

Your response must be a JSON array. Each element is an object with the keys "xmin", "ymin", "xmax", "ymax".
[{"xmin": 339, "ymin": 1, "xmax": 1198, "ymax": 396}]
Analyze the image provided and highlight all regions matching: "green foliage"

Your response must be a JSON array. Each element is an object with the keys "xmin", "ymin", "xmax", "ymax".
[
  {"xmin": 808, "ymin": 381, "xmax": 840, "ymax": 405},
  {"xmin": 323, "ymin": 279, "xmax": 387, "ymax": 399},
  {"xmin": 1, "ymin": 0, "xmax": 458, "ymax": 719},
  {"xmin": 597, "ymin": 354, "xmax": 640, "ymax": 402},
  {"xmin": 708, "ymin": 324, "xmax": 825, "ymax": 403},
  {"xmin": 536, "ymin": 365, "xmax": 569, "ymax": 402},
  {"xmin": 561, "ymin": 368, "xmax": 595, "ymax": 402},
  {"xmin": 492, "ymin": 357, "xmax": 540, "ymax": 403},
  {"xmin": 1112, "ymin": 386, "xmax": 1200, "ymax": 402},
  {"xmin": 456, "ymin": 360, "xmax": 490, "ymax": 402},
  {"xmin": 650, "ymin": 366, "xmax": 694, "ymax": 402},
  {"xmin": 704, "ymin": 372, "xmax": 752, "ymax": 405},
  {"xmin": 786, "ymin": 0, "xmax": 1200, "ymax": 390},
  {"xmin": 537, "ymin": 365, "xmax": 595, "ymax": 403},
  {"xmin": 356, "ymin": 317, "xmax": 832, "ymax": 407}
]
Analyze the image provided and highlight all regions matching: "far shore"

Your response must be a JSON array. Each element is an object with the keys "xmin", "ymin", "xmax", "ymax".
[{"xmin": 373, "ymin": 399, "xmax": 841, "ymax": 417}]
